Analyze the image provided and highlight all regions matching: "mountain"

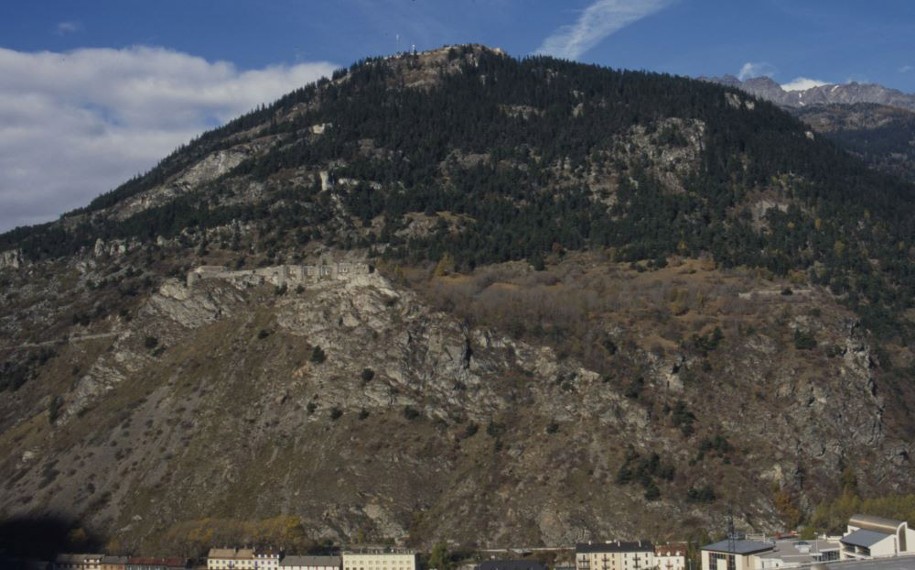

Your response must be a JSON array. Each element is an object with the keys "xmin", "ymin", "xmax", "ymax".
[
  {"xmin": 2, "ymin": 45, "xmax": 915, "ymax": 556},
  {"xmin": 701, "ymin": 76, "xmax": 915, "ymax": 184},
  {"xmin": 702, "ymin": 74, "xmax": 915, "ymax": 111},
  {"xmin": 792, "ymin": 103, "xmax": 915, "ymax": 184}
]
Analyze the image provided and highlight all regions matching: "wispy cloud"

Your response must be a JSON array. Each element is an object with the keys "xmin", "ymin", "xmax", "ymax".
[
  {"xmin": 781, "ymin": 77, "xmax": 828, "ymax": 91},
  {"xmin": 737, "ymin": 61, "xmax": 776, "ymax": 80},
  {"xmin": 900, "ymin": 65, "xmax": 914, "ymax": 74},
  {"xmin": 0, "ymin": 46, "xmax": 336, "ymax": 232},
  {"xmin": 55, "ymin": 21, "xmax": 82, "ymax": 35},
  {"xmin": 536, "ymin": 0, "xmax": 676, "ymax": 60}
]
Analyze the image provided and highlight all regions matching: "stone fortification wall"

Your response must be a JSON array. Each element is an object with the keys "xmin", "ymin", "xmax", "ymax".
[{"xmin": 187, "ymin": 262, "xmax": 371, "ymax": 288}]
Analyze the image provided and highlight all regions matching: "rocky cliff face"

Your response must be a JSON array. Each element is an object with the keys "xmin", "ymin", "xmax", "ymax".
[{"xmin": 0, "ymin": 251, "xmax": 909, "ymax": 553}]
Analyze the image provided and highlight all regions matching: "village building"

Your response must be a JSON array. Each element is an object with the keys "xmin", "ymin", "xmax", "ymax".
[
  {"xmin": 100, "ymin": 556, "xmax": 128, "ymax": 570},
  {"xmin": 840, "ymin": 513, "xmax": 915, "ymax": 560},
  {"xmin": 254, "ymin": 548, "xmax": 282, "ymax": 570},
  {"xmin": 654, "ymin": 543, "xmax": 687, "ymax": 570},
  {"xmin": 576, "ymin": 541, "xmax": 655, "ymax": 570},
  {"xmin": 342, "ymin": 547, "xmax": 417, "ymax": 570},
  {"xmin": 280, "ymin": 555, "xmax": 342, "ymax": 570},
  {"xmin": 125, "ymin": 558, "xmax": 189, "ymax": 570},
  {"xmin": 54, "ymin": 553, "xmax": 104, "ymax": 570},
  {"xmin": 207, "ymin": 548, "xmax": 256, "ymax": 570},
  {"xmin": 700, "ymin": 539, "xmax": 774, "ymax": 570}
]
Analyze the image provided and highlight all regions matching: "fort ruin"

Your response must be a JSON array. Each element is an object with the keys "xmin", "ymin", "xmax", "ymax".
[{"xmin": 187, "ymin": 262, "xmax": 372, "ymax": 288}]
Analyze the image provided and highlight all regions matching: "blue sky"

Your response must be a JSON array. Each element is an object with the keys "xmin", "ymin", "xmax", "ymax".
[{"xmin": 1, "ymin": 0, "xmax": 914, "ymax": 231}]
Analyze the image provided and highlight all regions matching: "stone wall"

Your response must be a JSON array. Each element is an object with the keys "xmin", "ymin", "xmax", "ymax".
[{"xmin": 187, "ymin": 262, "xmax": 372, "ymax": 288}]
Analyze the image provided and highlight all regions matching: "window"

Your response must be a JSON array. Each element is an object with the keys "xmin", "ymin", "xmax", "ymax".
[{"xmin": 708, "ymin": 553, "xmax": 735, "ymax": 570}]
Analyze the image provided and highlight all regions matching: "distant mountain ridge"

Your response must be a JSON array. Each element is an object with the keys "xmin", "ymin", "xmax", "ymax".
[{"xmin": 702, "ymin": 74, "xmax": 915, "ymax": 111}]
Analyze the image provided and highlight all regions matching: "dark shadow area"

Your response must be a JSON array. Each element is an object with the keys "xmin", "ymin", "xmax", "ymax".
[{"xmin": 0, "ymin": 515, "xmax": 103, "ymax": 566}]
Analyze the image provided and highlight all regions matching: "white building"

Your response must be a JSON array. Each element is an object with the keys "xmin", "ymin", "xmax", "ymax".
[
  {"xmin": 255, "ymin": 548, "xmax": 282, "ymax": 570},
  {"xmin": 342, "ymin": 548, "xmax": 417, "ymax": 570},
  {"xmin": 655, "ymin": 543, "xmax": 687, "ymax": 570},
  {"xmin": 208, "ymin": 548, "xmax": 256, "ymax": 570},
  {"xmin": 840, "ymin": 514, "xmax": 915, "ymax": 560},
  {"xmin": 701, "ymin": 539, "xmax": 774, "ymax": 570},
  {"xmin": 576, "ymin": 540, "xmax": 655, "ymax": 570},
  {"xmin": 54, "ymin": 554, "xmax": 103, "ymax": 570}
]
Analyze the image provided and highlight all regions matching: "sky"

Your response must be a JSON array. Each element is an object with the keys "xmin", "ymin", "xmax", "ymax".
[{"xmin": 2, "ymin": 0, "xmax": 915, "ymax": 233}]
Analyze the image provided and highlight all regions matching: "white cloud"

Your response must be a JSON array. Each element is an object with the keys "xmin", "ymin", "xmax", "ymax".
[
  {"xmin": 899, "ymin": 65, "xmax": 913, "ymax": 74},
  {"xmin": 536, "ymin": 0, "xmax": 677, "ymax": 60},
  {"xmin": 0, "ymin": 46, "xmax": 336, "ymax": 232},
  {"xmin": 55, "ymin": 21, "xmax": 82, "ymax": 35},
  {"xmin": 737, "ymin": 61, "xmax": 776, "ymax": 80},
  {"xmin": 781, "ymin": 77, "xmax": 829, "ymax": 91}
]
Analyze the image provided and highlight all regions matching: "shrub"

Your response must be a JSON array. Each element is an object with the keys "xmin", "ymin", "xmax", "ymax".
[
  {"xmin": 403, "ymin": 405, "xmax": 420, "ymax": 420},
  {"xmin": 545, "ymin": 421, "xmax": 559, "ymax": 434},
  {"xmin": 257, "ymin": 329, "xmax": 270, "ymax": 340},
  {"xmin": 686, "ymin": 484, "xmax": 717, "ymax": 503},
  {"xmin": 358, "ymin": 408, "xmax": 370, "ymax": 420},
  {"xmin": 624, "ymin": 377, "xmax": 644, "ymax": 399},
  {"xmin": 144, "ymin": 335, "xmax": 159, "ymax": 349},
  {"xmin": 486, "ymin": 421, "xmax": 505, "ymax": 437},
  {"xmin": 794, "ymin": 329, "xmax": 817, "ymax": 350},
  {"xmin": 310, "ymin": 345, "xmax": 327, "ymax": 363},
  {"xmin": 361, "ymin": 368, "xmax": 375, "ymax": 382},
  {"xmin": 696, "ymin": 434, "xmax": 733, "ymax": 461},
  {"xmin": 643, "ymin": 481, "xmax": 661, "ymax": 501},
  {"xmin": 329, "ymin": 406, "xmax": 343, "ymax": 420},
  {"xmin": 48, "ymin": 395, "xmax": 63, "ymax": 425},
  {"xmin": 671, "ymin": 399, "xmax": 696, "ymax": 437}
]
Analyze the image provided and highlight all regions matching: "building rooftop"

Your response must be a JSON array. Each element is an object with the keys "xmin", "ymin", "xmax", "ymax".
[
  {"xmin": 576, "ymin": 541, "xmax": 655, "ymax": 553},
  {"xmin": 127, "ymin": 557, "xmax": 188, "ymax": 568},
  {"xmin": 55, "ymin": 553, "xmax": 104, "ymax": 563},
  {"xmin": 842, "ymin": 529, "xmax": 892, "ymax": 548},
  {"xmin": 282, "ymin": 555, "xmax": 343, "ymax": 567},
  {"xmin": 754, "ymin": 539, "xmax": 840, "ymax": 565},
  {"xmin": 655, "ymin": 543, "xmax": 687, "ymax": 557},
  {"xmin": 209, "ymin": 548, "xmax": 236, "ymax": 558},
  {"xmin": 476, "ymin": 560, "xmax": 547, "ymax": 570},
  {"xmin": 702, "ymin": 540, "xmax": 775, "ymax": 555},
  {"xmin": 343, "ymin": 548, "xmax": 416, "ymax": 555},
  {"xmin": 850, "ymin": 514, "xmax": 908, "ymax": 534}
]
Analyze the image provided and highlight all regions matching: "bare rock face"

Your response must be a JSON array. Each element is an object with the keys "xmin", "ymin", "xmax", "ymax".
[
  {"xmin": 0, "ymin": 249, "xmax": 23, "ymax": 270},
  {"xmin": 111, "ymin": 146, "xmax": 258, "ymax": 221}
]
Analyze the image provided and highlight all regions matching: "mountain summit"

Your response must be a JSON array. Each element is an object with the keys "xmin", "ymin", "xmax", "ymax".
[{"xmin": 1, "ymin": 45, "xmax": 914, "ymax": 554}]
